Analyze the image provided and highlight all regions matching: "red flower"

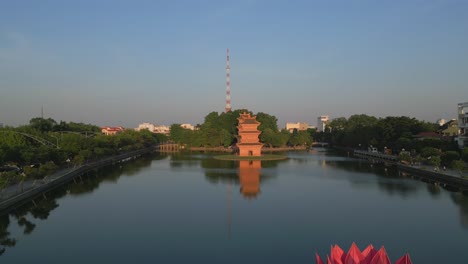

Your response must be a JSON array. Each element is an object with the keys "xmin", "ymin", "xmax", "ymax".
[{"xmin": 316, "ymin": 243, "xmax": 412, "ymax": 264}]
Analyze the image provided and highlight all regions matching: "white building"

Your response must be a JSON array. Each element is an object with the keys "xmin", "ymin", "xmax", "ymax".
[
  {"xmin": 181, "ymin": 123, "xmax": 195, "ymax": 130},
  {"xmin": 458, "ymin": 102, "xmax": 468, "ymax": 149},
  {"xmin": 285, "ymin": 122, "xmax": 308, "ymax": 133},
  {"xmin": 436, "ymin": 118, "xmax": 446, "ymax": 126},
  {"xmin": 136, "ymin": 122, "xmax": 155, "ymax": 132},
  {"xmin": 317, "ymin": 115, "xmax": 329, "ymax": 132},
  {"xmin": 135, "ymin": 122, "xmax": 170, "ymax": 135},
  {"xmin": 154, "ymin": 125, "xmax": 170, "ymax": 135}
]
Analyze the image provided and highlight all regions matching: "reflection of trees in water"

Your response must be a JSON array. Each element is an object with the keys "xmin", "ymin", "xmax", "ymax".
[
  {"xmin": 118, "ymin": 155, "xmax": 156, "ymax": 176},
  {"xmin": 427, "ymin": 184, "xmax": 441, "ymax": 197},
  {"xmin": 0, "ymin": 153, "xmax": 161, "ymax": 256},
  {"xmin": 205, "ymin": 171, "xmax": 239, "ymax": 184},
  {"xmin": 67, "ymin": 154, "xmax": 158, "ymax": 195},
  {"xmin": 0, "ymin": 214, "xmax": 16, "ymax": 256},
  {"xmin": 169, "ymin": 153, "xmax": 207, "ymax": 168},
  {"xmin": 450, "ymin": 193, "xmax": 468, "ymax": 229},
  {"xmin": 330, "ymin": 159, "xmax": 468, "ymax": 225},
  {"xmin": 326, "ymin": 160, "xmax": 422, "ymax": 197},
  {"xmin": 0, "ymin": 188, "xmax": 63, "ymax": 256}
]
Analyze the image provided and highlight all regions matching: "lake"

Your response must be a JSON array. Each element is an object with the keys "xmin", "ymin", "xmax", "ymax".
[{"xmin": 1, "ymin": 151, "xmax": 467, "ymax": 263}]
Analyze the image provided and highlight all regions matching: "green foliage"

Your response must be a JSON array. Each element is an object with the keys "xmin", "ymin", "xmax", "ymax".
[
  {"xmin": 451, "ymin": 160, "xmax": 465, "ymax": 173},
  {"xmin": 256, "ymin": 112, "xmax": 279, "ymax": 132},
  {"xmin": 427, "ymin": 156, "xmax": 441, "ymax": 168},
  {"xmin": 29, "ymin": 118, "xmax": 57, "ymax": 133},
  {"xmin": 169, "ymin": 110, "xmax": 288, "ymax": 148},
  {"xmin": 39, "ymin": 161, "xmax": 58, "ymax": 176},
  {"xmin": 420, "ymin": 147, "xmax": 440, "ymax": 158},
  {"xmin": 289, "ymin": 130, "xmax": 312, "ymax": 146},
  {"xmin": 399, "ymin": 152, "xmax": 412, "ymax": 163},
  {"xmin": 23, "ymin": 167, "xmax": 41, "ymax": 179},
  {"xmin": 0, "ymin": 171, "xmax": 19, "ymax": 188},
  {"xmin": 442, "ymin": 151, "xmax": 460, "ymax": 165},
  {"xmin": 463, "ymin": 148, "xmax": 468, "ymax": 162}
]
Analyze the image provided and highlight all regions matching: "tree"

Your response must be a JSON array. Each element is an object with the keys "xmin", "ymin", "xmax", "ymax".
[
  {"xmin": 29, "ymin": 118, "xmax": 57, "ymax": 133},
  {"xmin": 256, "ymin": 112, "xmax": 279, "ymax": 133},
  {"xmin": 442, "ymin": 151, "xmax": 460, "ymax": 166},
  {"xmin": 462, "ymin": 148, "xmax": 468, "ymax": 162},
  {"xmin": 451, "ymin": 160, "xmax": 465, "ymax": 174},
  {"xmin": 428, "ymin": 156, "xmax": 441, "ymax": 169},
  {"xmin": 420, "ymin": 147, "xmax": 440, "ymax": 158}
]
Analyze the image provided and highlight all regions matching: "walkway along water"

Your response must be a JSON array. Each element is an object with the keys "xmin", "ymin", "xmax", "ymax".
[
  {"xmin": 0, "ymin": 146, "xmax": 157, "ymax": 214},
  {"xmin": 353, "ymin": 150, "xmax": 468, "ymax": 193}
]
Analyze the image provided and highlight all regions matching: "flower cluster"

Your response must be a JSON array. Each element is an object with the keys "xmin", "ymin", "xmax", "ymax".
[{"xmin": 315, "ymin": 243, "xmax": 412, "ymax": 264}]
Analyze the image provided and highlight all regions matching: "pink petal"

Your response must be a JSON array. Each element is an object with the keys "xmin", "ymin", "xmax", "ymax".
[
  {"xmin": 394, "ymin": 254, "xmax": 412, "ymax": 264},
  {"xmin": 369, "ymin": 247, "xmax": 391, "ymax": 264},
  {"xmin": 316, "ymin": 253, "xmax": 325, "ymax": 264},
  {"xmin": 362, "ymin": 245, "xmax": 377, "ymax": 264},
  {"xmin": 327, "ymin": 255, "xmax": 332, "ymax": 264},
  {"xmin": 345, "ymin": 243, "xmax": 364, "ymax": 264},
  {"xmin": 331, "ymin": 245, "xmax": 345, "ymax": 264}
]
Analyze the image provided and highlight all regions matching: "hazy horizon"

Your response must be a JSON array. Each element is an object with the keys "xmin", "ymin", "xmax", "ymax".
[{"xmin": 1, "ymin": 0, "xmax": 467, "ymax": 128}]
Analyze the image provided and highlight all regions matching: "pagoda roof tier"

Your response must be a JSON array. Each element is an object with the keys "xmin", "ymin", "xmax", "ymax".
[
  {"xmin": 239, "ymin": 119, "xmax": 260, "ymax": 124},
  {"xmin": 238, "ymin": 131, "xmax": 261, "ymax": 133}
]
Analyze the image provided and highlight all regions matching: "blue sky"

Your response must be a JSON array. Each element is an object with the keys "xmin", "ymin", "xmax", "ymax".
[{"xmin": 1, "ymin": 0, "xmax": 467, "ymax": 128}]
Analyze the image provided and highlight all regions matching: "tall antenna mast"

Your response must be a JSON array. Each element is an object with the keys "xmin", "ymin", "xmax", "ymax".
[{"xmin": 225, "ymin": 48, "xmax": 231, "ymax": 112}]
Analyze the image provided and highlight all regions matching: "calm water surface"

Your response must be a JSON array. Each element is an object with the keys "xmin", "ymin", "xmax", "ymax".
[{"xmin": 1, "ymin": 151, "xmax": 468, "ymax": 263}]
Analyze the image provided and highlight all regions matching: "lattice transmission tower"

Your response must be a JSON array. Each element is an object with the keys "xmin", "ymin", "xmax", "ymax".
[{"xmin": 225, "ymin": 48, "xmax": 231, "ymax": 112}]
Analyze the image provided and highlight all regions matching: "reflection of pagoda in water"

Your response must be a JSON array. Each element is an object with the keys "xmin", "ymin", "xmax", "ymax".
[{"xmin": 238, "ymin": 160, "xmax": 261, "ymax": 199}]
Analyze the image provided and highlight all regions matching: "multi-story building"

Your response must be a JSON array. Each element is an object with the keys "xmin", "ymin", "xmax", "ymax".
[
  {"xmin": 154, "ymin": 125, "xmax": 170, "ymax": 135},
  {"xmin": 458, "ymin": 102, "xmax": 468, "ymax": 149},
  {"xmin": 101, "ymin": 126, "xmax": 124, "ymax": 135},
  {"xmin": 317, "ymin": 115, "xmax": 329, "ymax": 132},
  {"xmin": 136, "ymin": 122, "xmax": 155, "ymax": 132},
  {"xmin": 181, "ymin": 123, "xmax": 195, "ymax": 130},
  {"xmin": 135, "ymin": 122, "xmax": 174, "ymax": 135},
  {"xmin": 439, "ymin": 119, "xmax": 459, "ymax": 137},
  {"xmin": 285, "ymin": 122, "xmax": 309, "ymax": 133}
]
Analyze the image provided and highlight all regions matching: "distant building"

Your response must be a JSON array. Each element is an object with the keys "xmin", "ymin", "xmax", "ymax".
[
  {"xmin": 439, "ymin": 119, "xmax": 459, "ymax": 137},
  {"xmin": 457, "ymin": 102, "xmax": 468, "ymax": 149},
  {"xmin": 154, "ymin": 125, "xmax": 170, "ymax": 135},
  {"xmin": 437, "ymin": 118, "xmax": 446, "ymax": 126},
  {"xmin": 136, "ymin": 122, "xmax": 155, "ymax": 132},
  {"xmin": 135, "ymin": 122, "xmax": 174, "ymax": 135},
  {"xmin": 101, "ymin": 126, "xmax": 124, "ymax": 135},
  {"xmin": 317, "ymin": 115, "xmax": 329, "ymax": 132},
  {"xmin": 285, "ymin": 122, "xmax": 309, "ymax": 133},
  {"xmin": 181, "ymin": 123, "xmax": 195, "ymax": 130},
  {"xmin": 0, "ymin": 122, "xmax": 3, "ymax": 128}
]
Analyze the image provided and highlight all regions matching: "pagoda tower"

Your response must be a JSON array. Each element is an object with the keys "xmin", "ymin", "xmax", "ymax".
[{"xmin": 237, "ymin": 112, "xmax": 263, "ymax": 156}]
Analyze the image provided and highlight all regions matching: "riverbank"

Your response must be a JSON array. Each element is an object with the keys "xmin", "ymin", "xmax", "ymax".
[
  {"xmin": 0, "ymin": 146, "xmax": 156, "ymax": 214},
  {"xmin": 352, "ymin": 149, "xmax": 468, "ymax": 192}
]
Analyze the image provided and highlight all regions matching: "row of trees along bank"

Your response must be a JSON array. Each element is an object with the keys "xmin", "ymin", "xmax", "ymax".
[
  {"xmin": 169, "ymin": 109, "xmax": 313, "ymax": 148},
  {"xmin": 170, "ymin": 111, "xmax": 467, "ymax": 172},
  {"xmin": 313, "ymin": 114, "xmax": 468, "ymax": 172},
  {"xmin": 0, "ymin": 118, "xmax": 167, "ymax": 189}
]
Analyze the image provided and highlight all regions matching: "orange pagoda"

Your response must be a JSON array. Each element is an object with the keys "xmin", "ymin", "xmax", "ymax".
[{"xmin": 237, "ymin": 112, "xmax": 263, "ymax": 156}]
